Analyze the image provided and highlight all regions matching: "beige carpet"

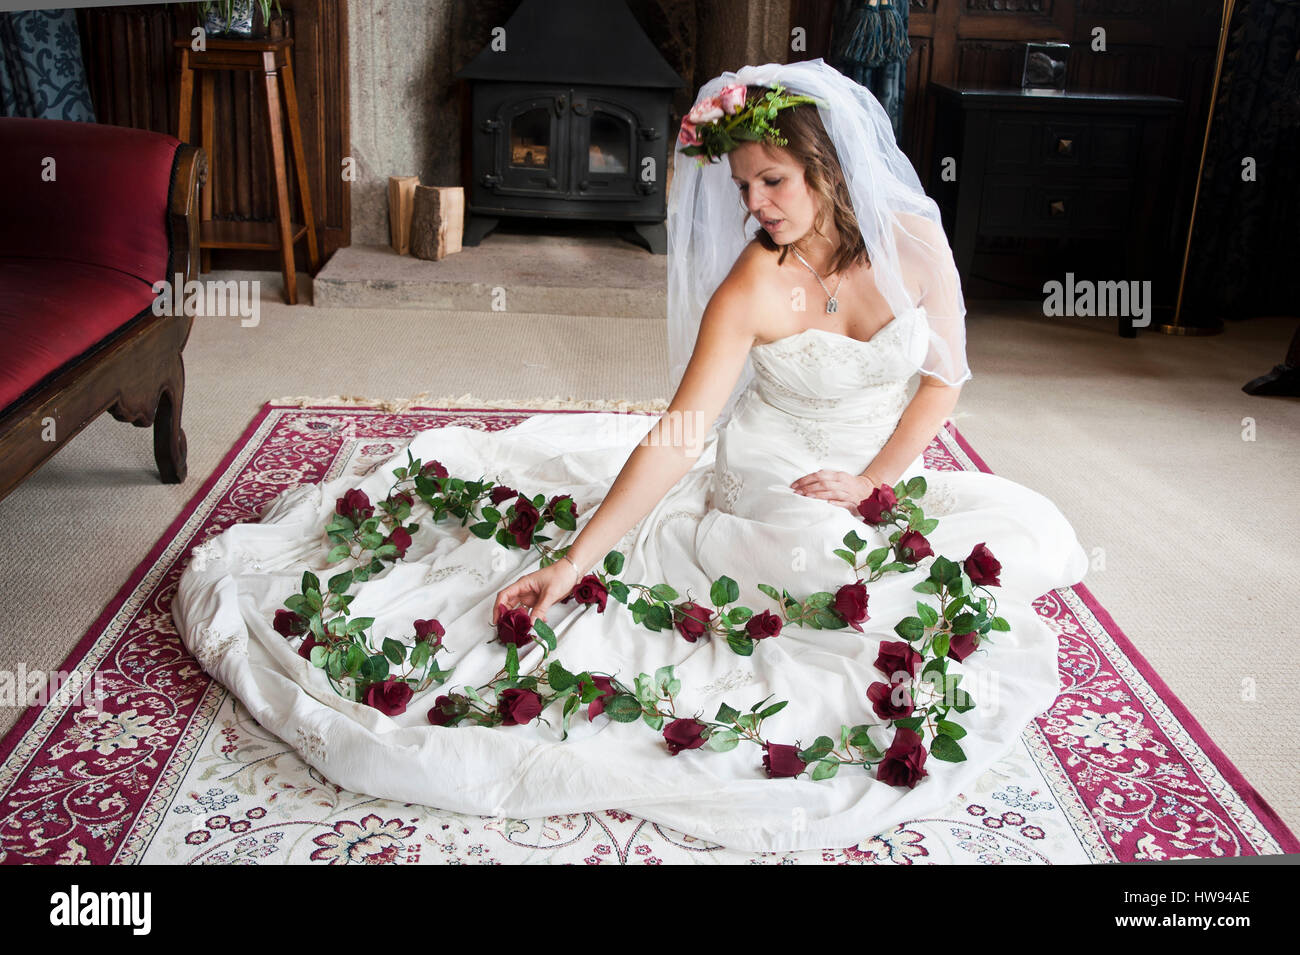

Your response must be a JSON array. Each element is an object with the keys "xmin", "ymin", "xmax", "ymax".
[{"xmin": 1, "ymin": 273, "xmax": 1296, "ymax": 838}]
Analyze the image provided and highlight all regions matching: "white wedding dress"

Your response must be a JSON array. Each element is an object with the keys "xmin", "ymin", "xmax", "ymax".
[{"xmin": 174, "ymin": 302, "xmax": 1089, "ymax": 852}]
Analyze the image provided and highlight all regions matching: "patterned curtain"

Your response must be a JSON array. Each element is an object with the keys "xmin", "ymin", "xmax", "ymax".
[
  {"xmin": 826, "ymin": 0, "xmax": 910, "ymax": 143},
  {"xmin": 0, "ymin": 9, "xmax": 96, "ymax": 121},
  {"xmin": 1183, "ymin": 0, "xmax": 1300, "ymax": 322}
]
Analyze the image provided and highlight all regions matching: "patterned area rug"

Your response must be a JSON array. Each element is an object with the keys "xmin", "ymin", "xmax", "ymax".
[{"xmin": 1, "ymin": 403, "xmax": 1295, "ymax": 865}]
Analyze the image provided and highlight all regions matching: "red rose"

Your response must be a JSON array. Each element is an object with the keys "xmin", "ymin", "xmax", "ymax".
[
  {"xmin": 489, "ymin": 484, "xmax": 518, "ymax": 505},
  {"xmin": 662, "ymin": 717, "xmax": 708, "ymax": 755},
  {"xmin": 363, "ymin": 678, "xmax": 414, "ymax": 716},
  {"xmin": 335, "ymin": 488, "xmax": 374, "ymax": 521},
  {"xmin": 498, "ymin": 687, "xmax": 544, "ymax": 726},
  {"xmin": 832, "ymin": 580, "xmax": 870, "ymax": 632},
  {"xmin": 557, "ymin": 573, "xmax": 607, "ymax": 612},
  {"xmin": 674, "ymin": 602, "xmax": 713, "ymax": 642},
  {"xmin": 745, "ymin": 609, "xmax": 783, "ymax": 640},
  {"xmin": 856, "ymin": 484, "xmax": 898, "ymax": 525},
  {"xmin": 507, "ymin": 495, "xmax": 541, "ymax": 549},
  {"xmin": 495, "ymin": 605, "xmax": 534, "ymax": 647},
  {"xmin": 386, "ymin": 526, "xmax": 412, "ymax": 558},
  {"xmin": 578, "ymin": 674, "xmax": 617, "ymax": 720},
  {"xmin": 867, "ymin": 680, "xmax": 915, "ymax": 720},
  {"xmin": 876, "ymin": 727, "xmax": 929, "ymax": 788},
  {"xmin": 897, "ymin": 530, "xmax": 933, "ymax": 564},
  {"xmin": 297, "ymin": 633, "xmax": 321, "ymax": 661},
  {"xmin": 542, "ymin": 493, "xmax": 578, "ymax": 522},
  {"xmin": 274, "ymin": 609, "xmax": 308, "ymax": 637},
  {"xmin": 421, "ymin": 460, "xmax": 449, "ymax": 479},
  {"xmin": 387, "ymin": 491, "xmax": 414, "ymax": 510},
  {"xmin": 427, "ymin": 693, "xmax": 468, "ymax": 726},
  {"xmin": 964, "ymin": 542, "xmax": 1002, "ymax": 587},
  {"xmin": 413, "ymin": 618, "xmax": 444, "ymax": 645},
  {"xmin": 947, "ymin": 631, "xmax": 980, "ymax": 663},
  {"xmin": 875, "ymin": 640, "xmax": 923, "ymax": 681},
  {"xmin": 762, "ymin": 742, "xmax": 807, "ymax": 778}
]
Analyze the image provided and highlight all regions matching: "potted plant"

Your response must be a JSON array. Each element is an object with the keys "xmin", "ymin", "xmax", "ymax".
[{"xmin": 198, "ymin": 0, "xmax": 283, "ymax": 39}]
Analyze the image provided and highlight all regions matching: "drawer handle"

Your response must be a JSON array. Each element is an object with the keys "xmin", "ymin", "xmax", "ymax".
[
  {"xmin": 1056, "ymin": 137, "xmax": 1075, "ymax": 156},
  {"xmin": 1048, "ymin": 199, "xmax": 1067, "ymax": 217}
]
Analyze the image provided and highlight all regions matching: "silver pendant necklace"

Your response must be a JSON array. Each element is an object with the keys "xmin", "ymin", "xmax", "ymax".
[{"xmin": 789, "ymin": 245, "xmax": 844, "ymax": 313}]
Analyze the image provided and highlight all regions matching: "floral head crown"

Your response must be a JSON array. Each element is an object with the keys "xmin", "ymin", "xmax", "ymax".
[{"xmin": 677, "ymin": 82, "xmax": 821, "ymax": 165}]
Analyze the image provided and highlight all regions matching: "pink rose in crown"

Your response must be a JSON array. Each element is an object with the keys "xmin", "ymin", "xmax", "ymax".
[
  {"xmin": 335, "ymin": 488, "xmax": 373, "ymax": 521},
  {"xmin": 677, "ymin": 117, "xmax": 700, "ymax": 147},
  {"xmin": 413, "ymin": 618, "xmax": 444, "ymax": 645},
  {"xmin": 857, "ymin": 484, "xmax": 898, "ymax": 525},
  {"xmin": 875, "ymin": 640, "xmax": 923, "ymax": 681},
  {"xmin": 719, "ymin": 83, "xmax": 748, "ymax": 115},
  {"xmin": 507, "ymin": 495, "xmax": 540, "ymax": 549},
  {"xmin": 876, "ymin": 727, "xmax": 929, "ymax": 788},
  {"xmin": 662, "ymin": 717, "xmax": 709, "ymax": 755},
  {"xmin": 495, "ymin": 605, "xmax": 534, "ymax": 647},
  {"xmin": 674, "ymin": 601, "xmax": 713, "ymax": 642},
  {"xmin": 560, "ymin": 574, "xmax": 609, "ymax": 613},
  {"xmin": 867, "ymin": 679, "xmax": 915, "ymax": 721},
  {"xmin": 498, "ymin": 688, "xmax": 544, "ymax": 726},
  {"xmin": 687, "ymin": 96, "xmax": 724, "ymax": 125},
  {"xmin": 897, "ymin": 530, "xmax": 933, "ymax": 564},
  {"xmin": 833, "ymin": 580, "xmax": 870, "ymax": 632},
  {"xmin": 363, "ymin": 678, "xmax": 414, "ymax": 716},
  {"xmin": 386, "ymin": 527, "xmax": 412, "ymax": 558},
  {"xmin": 762, "ymin": 742, "xmax": 807, "ymax": 779},
  {"xmin": 745, "ymin": 609, "xmax": 783, "ymax": 640},
  {"xmin": 964, "ymin": 542, "xmax": 1002, "ymax": 587}
]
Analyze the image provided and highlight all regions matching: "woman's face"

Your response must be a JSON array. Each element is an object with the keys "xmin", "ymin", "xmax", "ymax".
[{"xmin": 728, "ymin": 142, "xmax": 820, "ymax": 244}]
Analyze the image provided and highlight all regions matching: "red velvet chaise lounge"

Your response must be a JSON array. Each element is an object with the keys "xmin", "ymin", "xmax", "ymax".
[{"xmin": 0, "ymin": 117, "xmax": 204, "ymax": 502}]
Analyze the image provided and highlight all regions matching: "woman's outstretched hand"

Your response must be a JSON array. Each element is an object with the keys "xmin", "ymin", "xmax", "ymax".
[
  {"xmin": 789, "ymin": 469, "xmax": 879, "ymax": 511},
  {"xmin": 491, "ymin": 559, "xmax": 581, "ymax": 626}
]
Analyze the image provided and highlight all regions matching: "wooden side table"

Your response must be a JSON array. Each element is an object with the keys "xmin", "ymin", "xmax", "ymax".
[
  {"xmin": 928, "ymin": 83, "xmax": 1183, "ymax": 337},
  {"xmin": 175, "ymin": 37, "xmax": 319, "ymax": 304}
]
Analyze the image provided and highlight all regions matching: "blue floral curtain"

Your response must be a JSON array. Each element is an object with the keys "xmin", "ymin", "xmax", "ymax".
[
  {"xmin": 0, "ymin": 9, "xmax": 96, "ymax": 121},
  {"xmin": 827, "ymin": 0, "xmax": 911, "ymax": 143}
]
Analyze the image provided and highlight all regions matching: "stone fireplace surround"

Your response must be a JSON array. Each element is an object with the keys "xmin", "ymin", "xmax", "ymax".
[{"xmin": 349, "ymin": 0, "xmax": 792, "ymax": 246}]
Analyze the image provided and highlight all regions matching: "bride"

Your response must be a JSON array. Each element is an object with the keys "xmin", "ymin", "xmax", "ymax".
[{"xmin": 175, "ymin": 59, "xmax": 1089, "ymax": 852}]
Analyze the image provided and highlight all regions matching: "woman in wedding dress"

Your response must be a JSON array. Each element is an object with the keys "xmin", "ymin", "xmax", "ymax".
[{"xmin": 174, "ymin": 59, "xmax": 1088, "ymax": 852}]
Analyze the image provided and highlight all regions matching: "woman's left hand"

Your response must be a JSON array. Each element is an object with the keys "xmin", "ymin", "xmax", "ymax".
[{"xmin": 789, "ymin": 469, "xmax": 878, "ymax": 511}]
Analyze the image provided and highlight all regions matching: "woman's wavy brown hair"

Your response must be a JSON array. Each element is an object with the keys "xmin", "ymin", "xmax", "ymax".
[{"xmin": 741, "ymin": 84, "xmax": 869, "ymax": 276}]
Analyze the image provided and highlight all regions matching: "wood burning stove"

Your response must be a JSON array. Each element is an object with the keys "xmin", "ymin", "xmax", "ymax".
[{"xmin": 456, "ymin": 0, "xmax": 683, "ymax": 253}]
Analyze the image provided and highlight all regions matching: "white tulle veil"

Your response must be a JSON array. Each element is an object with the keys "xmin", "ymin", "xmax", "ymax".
[{"xmin": 666, "ymin": 58, "xmax": 970, "ymax": 428}]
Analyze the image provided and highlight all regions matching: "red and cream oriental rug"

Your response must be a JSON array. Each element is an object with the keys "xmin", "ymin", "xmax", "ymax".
[{"xmin": 1, "ymin": 402, "xmax": 1294, "ymax": 865}]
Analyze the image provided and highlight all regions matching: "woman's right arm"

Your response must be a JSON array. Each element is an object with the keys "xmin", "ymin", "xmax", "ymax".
[{"xmin": 491, "ymin": 260, "xmax": 762, "ymax": 624}]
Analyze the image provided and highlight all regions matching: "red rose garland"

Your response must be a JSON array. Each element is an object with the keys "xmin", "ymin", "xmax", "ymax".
[{"xmin": 268, "ymin": 451, "xmax": 1009, "ymax": 788}]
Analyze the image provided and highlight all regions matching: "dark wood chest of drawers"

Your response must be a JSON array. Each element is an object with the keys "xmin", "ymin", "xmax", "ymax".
[{"xmin": 928, "ymin": 83, "xmax": 1184, "ymax": 335}]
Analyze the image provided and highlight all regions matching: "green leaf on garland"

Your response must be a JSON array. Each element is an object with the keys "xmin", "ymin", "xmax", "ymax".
[
  {"xmin": 409, "ymin": 641, "xmax": 430, "ymax": 669},
  {"xmin": 758, "ymin": 700, "xmax": 788, "ymax": 720},
  {"xmin": 548, "ymin": 661, "xmax": 576, "ymax": 692},
  {"xmin": 601, "ymin": 693, "xmax": 641, "ymax": 722},
  {"xmin": 344, "ymin": 644, "xmax": 367, "ymax": 675},
  {"xmin": 328, "ymin": 571, "xmax": 353, "ymax": 594},
  {"xmin": 374, "ymin": 544, "xmax": 398, "ymax": 560},
  {"xmin": 905, "ymin": 475, "xmax": 927, "ymax": 499},
  {"xmin": 866, "ymin": 547, "xmax": 890, "ymax": 571},
  {"xmin": 707, "ymin": 728, "xmax": 741, "ymax": 751},
  {"xmin": 468, "ymin": 521, "xmax": 495, "ymax": 539},
  {"xmin": 301, "ymin": 571, "xmax": 321, "ymax": 595},
  {"xmin": 843, "ymin": 529, "xmax": 868, "ymax": 553},
  {"xmin": 382, "ymin": 638, "xmax": 407, "ymax": 665},
  {"xmin": 362, "ymin": 653, "xmax": 390, "ymax": 683},
  {"xmin": 533, "ymin": 619, "xmax": 557, "ymax": 651},
  {"xmin": 649, "ymin": 583, "xmax": 679, "ymax": 601},
  {"xmin": 916, "ymin": 602, "xmax": 939, "ymax": 628},
  {"xmin": 715, "ymin": 702, "xmax": 741, "ymax": 724},
  {"xmin": 936, "ymin": 719, "xmax": 967, "ymax": 741},
  {"xmin": 710, "ymin": 575, "xmax": 740, "ymax": 606},
  {"xmin": 346, "ymin": 616, "xmax": 375, "ymax": 636},
  {"xmin": 814, "ymin": 610, "xmax": 844, "ymax": 630},
  {"xmin": 811, "ymin": 759, "xmax": 840, "ymax": 780},
  {"xmin": 608, "ymin": 580, "xmax": 630, "ymax": 604},
  {"xmin": 326, "ymin": 544, "xmax": 351, "ymax": 564},
  {"xmin": 309, "ymin": 645, "xmax": 328, "ymax": 668},
  {"xmin": 757, "ymin": 583, "xmax": 781, "ymax": 602},
  {"xmin": 798, "ymin": 735, "xmax": 835, "ymax": 762},
  {"xmin": 991, "ymin": 616, "xmax": 1011, "ymax": 632},
  {"xmin": 951, "ymin": 687, "xmax": 975, "ymax": 713},
  {"xmin": 604, "ymin": 551, "xmax": 625, "ymax": 575},
  {"xmin": 894, "ymin": 616, "xmax": 925, "ymax": 641},
  {"xmin": 916, "ymin": 518, "xmax": 939, "ymax": 535},
  {"xmin": 645, "ymin": 603, "xmax": 672, "ymax": 632},
  {"xmin": 284, "ymin": 594, "xmax": 309, "ymax": 615},
  {"xmin": 893, "ymin": 715, "xmax": 925, "ymax": 732},
  {"xmin": 305, "ymin": 589, "xmax": 323, "ymax": 613},
  {"xmin": 833, "ymin": 548, "xmax": 856, "ymax": 565},
  {"xmin": 726, "ymin": 633, "xmax": 755, "ymax": 657},
  {"xmin": 642, "ymin": 710, "xmax": 664, "ymax": 731},
  {"xmin": 359, "ymin": 532, "xmax": 384, "ymax": 551},
  {"xmin": 912, "ymin": 579, "xmax": 940, "ymax": 595},
  {"xmin": 930, "ymin": 734, "xmax": 967, "ymax": 763},
  {"xmin": 931, "ymin": 632, "xmax": 950, "ymax": 659},
  {"xmin": 727, "ymin": 606, "xmax": 752, "ymax": 625},
  {"xmin": 930, "ymin": 555, "xmax": 959, "ymax": 585},
  {"xmin": 951, "ymin": 612, "xmax": 976, "ymax": 634},
  {"xmin": 805, "ymin": 591, "xmax": 833, "ymax": 609}
]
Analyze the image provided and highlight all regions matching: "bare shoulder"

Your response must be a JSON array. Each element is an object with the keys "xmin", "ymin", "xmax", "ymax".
[
  {"xmin": 892, "ymin": 211, "xmax": 950, "ymax": 250},
  {"xmin": 702, "ymin": 238, "xmax": 781, "ymax": 335}
]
